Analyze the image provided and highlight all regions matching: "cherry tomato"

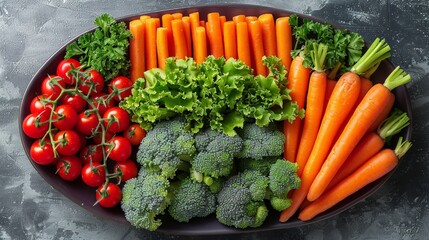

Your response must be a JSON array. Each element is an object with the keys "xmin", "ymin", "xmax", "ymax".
[
  {"xmin": 81, "ymin": 162, "xmax": 106, "ymax": 187},
  {"xmin": 75, "ymin": 112, "xmax": 99, "ymax": 136},
  {"xmin": 103, "ymin": 107, "xmax": 130, "ymax": 133},
  {"xmin": 89, "ymin": 93, "xmax": 115, "ymax": 116},
  {"xmin": 95, "ymin": 183, "xmax": 122, "ymax": 208},
  {"xmin": 114, "ymin": 160, "xmax": 138, "ymax": 182},
  {"xmin": 108, "ymin": 76, "xmax": 133, "ymax": 101},
  {"xmin": 22, "ymin": 113, "xmax": 49, "ymax": 139},
  {"xmin": 80, "ymin": 145, "xmax": 103, "ymax": 165},
  {"xmin": 93, "ymin": 130, "xmax": 114, "ymax": 145},
  {"xmin": 30, "ymin": 94, "xmax": 53, "ymax": 117},
  {"xmin": 56, "ymin": 58, "xmax": 81, "ymax": 84},
  {"xmin": 52, "ymin": 104, "xmax": 78, "ymax": 130},
  {"xmin": 53, "ymin": 130, "xmax": 81, "ymax": 156},
  {"xmin": 79, "ymin": 69, "xmax": 105, "ymax": 96},
  {"xmin": 41, "ymin": 75, "xmax": 66, "ymax": 100},
  {"xmin": 123, "ymin": 123, "xmax": 146, "ymax": 146},
  {"xmin": 106, "ymin": 136, "xmax": 132, "ymax": 162},
  {"xmin": 56, "ymin": 155, "xmax": 82, "ymax": 181},
  {"xmin": 62, "ymin": 93, "xmax": 87, "ymax": 113},
  {"xmin": 30, "ymin": 139, "xmax": 56, "ymax": 165}
]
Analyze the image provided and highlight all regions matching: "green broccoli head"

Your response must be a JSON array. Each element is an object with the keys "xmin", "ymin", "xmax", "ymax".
[
  {"xmin": 237, "ymin": 123, "xmax": 285, "ymax": 160},
  {"xmin": 268, "ymin": 159, "xmax": 301, "ymax": 211},
  {"xmin": 190, "ymin": 128, "xmax": 243, "ymax": 180},
  {"xmin": 216, "ymin": 170, "xmax": 269, "ymax": 229},
  {"xmin": 168, "ymin": 178, "xmax": 217, "ymax": 223},
  {"xmin": 121, "ymin": 172, "xmax": 172, "ymax": 231},
  {"xmin": 237, "ymin": 156, "xmax": 278, "ymax": 176},
  {"xmin": 136, "ymin": 118, "xmax": 196, "ymax": 178}
]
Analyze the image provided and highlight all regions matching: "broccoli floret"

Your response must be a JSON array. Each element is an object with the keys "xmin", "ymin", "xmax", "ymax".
[
  {"xmin": 237, "ymin": 123, "xmax": 285, "ymax": 160},
  {"xmin": 168, "ymin": 178, "xmax": 217, "ymax": 222},
  {"xmin": 121, "ymin": 172, "xmax": 172, "ymax": 231},
  {"xmin": 237, "ymin": 156, "xmax": 278, "ymax": 175},
  {"xmin": 136, "ymin": 118, "xmax": 196, "ymax": 178},
  {"xmin": 267, "ymin": 159, "xmax": 301, "ymax": 211},
  {"xmin": 190, "ymin": 128, "xmax": 243, "ymax": 181},
  {"xmin": 216, "ymin": 170, "xmax": 269, "ymax": 229}
]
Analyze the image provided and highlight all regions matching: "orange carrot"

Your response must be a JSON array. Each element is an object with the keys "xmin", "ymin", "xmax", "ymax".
[
  {"xmin": 248, "ymin": 20, "xmax": 266, "ymax": 76},
  {"xmin": 236, "ymin": 22, "xmax": 252, "ymax": 67},
  {"xmin": 207, "ymin": 12, "xmax": 224, "ymax": 58},
  {"xmin": 283, "ymin": 56, "xmax": 311, "ymax": 163},
  {"xmin": 275, "ymin": 17, "xmax": 292, "ymax": 71},
  {"xmin": 307, "ymin": 67, "xmax": 411, "ymax": 202},
  {"xmin": 299, "ymin": 138, "xmax": 412, "ymax": 221},
  {"xmin": 258, "ymin": 13, "xmax": 277, "ymax": 57},
  {"xmin": 220, "ymin": 15, "xmax": 226, "ymax": 33},
  {"xmin": 140, "ymin": 15, "xmax": 150, "ymax": 22},
  {"xmin": 194, "ymin": 26, "xmax": 207, "ymax": 64},
  {"xmin": 172, "ymin": 12, "xmax": 183, "ymax": 20},
  {"xmin": 233, "ymin": 14, "xmax": 246, "ymax": 24},
  {"xmin": 162, "ymin": 14, "xmax": 175, "ymax": 57},
  {"xmin": 182, "ymin": 16, "xmax": 192, "ymax": 57},
  {"xmin": 324, "ymin": 79, "xmax": 337, "ymax": 110},
  {"xmin": 171, "ymin": 19, "xmax": 188, "ymax": 59},
  {"xmin": 223, "ymin": 21, "xmax": 237, "ymax": 60},
  {"xmin": 145, "ymin": 18, "xmax": 158, "ymax": 70},
  {"xmin": 129, "ymin": 20, "xmax": 146, "ymax": 82},
  {"xmin": 200, "ymin": 20, "xmax": 205, "ymax": 27},
  {"xmin": 280, "ymin": 71, "xmax": 361, "ymax": 222},
  {"xmin": 189, "ymin": 12, "xmax": 200, "ymax": 58},
  {"xmin": 156, "ymin": 27, "xmax": 169, "ymax": 69},
  {"xmin": 245, "ymin": 16, "xmax": 257, "ymax": 23},
  {"xmin": 367, "ymin": 93, "xmax": 395, "ymax": 133}
]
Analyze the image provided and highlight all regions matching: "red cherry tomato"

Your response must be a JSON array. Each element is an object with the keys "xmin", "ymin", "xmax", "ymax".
[
  {"xmin": 80, "ymin": 145, "xmax": 103, "ymax": 165},
  {"xmin": 30, "ymin": 94, "xmax": 53, "ymax": 117},
  {"xmin": 79, "ymin": 69, "xmax": 105, "ymax": 96},
  {"xmin": 95, "ymin": 183, "xmax": 122, "ymax": 208},
  {"xmin": 103, "ymin": 107, "xmax": 130, "ymax": 133},
  {"xmin": 75, "ymin": 112, "xmax": 99, "ymax": 136},
  {"xmin": 56, "ymin": 58, "xmax": 81, "ymax": 84},
  {"xmin": 30, "ymin": 139, "xmax": 56, "ymax": 165},
  {"xmin": 123, "ymin": 123, "xmax": 146, "ymax": 146},
  {"xmin": 108, "ymin": 76, "xmax": 133, "ymax": 101},
  {"xmin": 52, "ymin": 104, "xmax": 78, "ymax": 130},
  {"xmin": 81, "ymin": 162, "xmax": 106, "ymax": 187},
  {"xmin": 114, "ymin": 160, "xmax": 138, "ymax": 182},
  {"xmin": 56, "ymin": 155, "xmax": 82, "ymax": 181},
  {"xmin": 62, "ymin": 93, "xmax": 87, "ymax": 113},
  {"xmin": 53, "ymin": 130, "xmax": 81, "ymax": 156},
  {"xmin": 41, "ymin": 75, "xmax": 66, "ymax": 100},
  {"xmin": 106, "ymin": 136, "xmax": 132, "ymax": 162},
  {"xmin": 93, "ymin": 130, "xmax": 114, "ymax": 145},
  {"xmin": 22, "ymin": 113, "xmax": 49, "ymax": 139},
  {"xmin": 89, "ymin": 93, "xmax": 115, "ymax": 116}
]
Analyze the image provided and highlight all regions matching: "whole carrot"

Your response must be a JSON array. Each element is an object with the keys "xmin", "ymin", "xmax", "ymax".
[
  {"xmin": 299, "ymin": 137, "xmax": 412, "ymax": 221},
  {"xmin": 145, "ymin": 18, "xmax": 159, "ymax": 70},
  {"xmin": 283, "ymin": 55, "xmax": 311, "ymax": 162},
  {"xmin": 307, "ymin": 66, "xmax": 411, "ymax": 202},
  {"xmin": 129, "ymin": 20, "xmax": 146, "ymax": 82},
  {"xmin": 276, "ymin": 17, "xmax": 292, "ymax": 71},
  {"xmin": 156, "ymin": 27, "xmax": 169, "ymax": 69},
  {"xmin": 171, "ymin": 19, "xmax": 188, "ymax": 59},
  {"xmin": 223, "ymin": 21, "xmax": 237, "ymax": 60},
  {"xmin": 236, "ymin": 22, "xmax": 252, "ymax": 67},
  {"xmin": 258, "ymin": 13, "xmax": 277, "ymax": 57},
  {"xmin": 325, "ymin": 110, "xmax": 410, "ymax": 192},
  {"xmin": 207, "ymin": 12, "xmax": 224, "ymax": 58}
]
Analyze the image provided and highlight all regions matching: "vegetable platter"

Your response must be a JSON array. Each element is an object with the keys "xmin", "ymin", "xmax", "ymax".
[{"xmin": 18, "ymin": 4, "xmax": 412, "ymax": 236}]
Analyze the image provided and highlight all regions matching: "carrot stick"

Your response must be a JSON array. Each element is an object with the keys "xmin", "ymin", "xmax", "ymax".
[
  {"xmin": 248, "ymin": 20, "xmax": 266, "ymax": 76},
  {"xmin": 162, "ymin": 14, "xmax": 175, "ymax": 57},
  {"xmin": 156, "ymin": 27, "xmax": 169, "ymax": 69},
  {"xmin": 280, "ymin": 71, "xmax": 361, "ymax": 222},
  {"xmin": 145, "ymin": 18, "xmax": 158, "ymax": 70},
  {"xmin": 194, "ymin": 26, "xmax": 207, "ymax": 64},
  {"xmin": 223, "ymin": 21, "xmax": 237, "ymax": 60},
  {"xmin": 233, "ymin": 14, "xmax": 246, "ymax": 24},
  {"xmin": 207, "ymin": 12, "xmax": 224, "ymax": 58},
  {"xmin": 171, "ymin": 19, "xmax": 188, "ymax": 59},
  {"xmin": 129, "ymin": 20, "xmax": 146, "ymax": 82},
  {"xmin": 236, "ymin": 22, "xmax": 252, "ymax": 67},
  {"xmin": 200, "ymin": 20, "xmax": 205, "ymax": 27},
  {"xmin": 189, "ymin": 12, "xmax": 200, "ymax": 58},
  {"xmin": 326, "ymin": 109, "xmax": 410, "ymax": 193},
  {"xmin": 307, "ymin": 67, "xmax": 411, "ymax": 201},
  {"xmin": 258, "ymin": 13, "xmax": 277, "ymax": 57},
  {"xmin": 220, "ymin": 15, "xmax": 226, "ymax": 33},
  {"xmin": 140, "ymin": 15, "xmax": 150, "ymax": 22},
  {"xmin": 299, "ymin": 138, "xmax": 412, "ymax": 221},
  {"xmin": 172, "ymin": 12, "xmax": 183, "ymax": 19},
  {"xmin": 182, "ymin": 16, "xmax": 192, "ymax": 57},
  {"xmin": 283, "ymin": 56, "xmax": 311, "ymax": 162},
  {"xmin": 275, "ymin": 17, "xmax": 292, "ymax": 71},
  {"xmin": 245, "ymin": 16, "xmax": 257, "ymax": 23}
]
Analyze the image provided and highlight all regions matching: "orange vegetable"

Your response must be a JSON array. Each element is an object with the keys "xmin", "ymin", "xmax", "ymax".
[
  {"xmin": 194, "ymin": 26, "xmax": 207, "ymax": 64},
  {"xmin": 189, "ymin": 12, "xmax": 200, "ymax": 57},
  {"xmin": 207, "ymin": 12, "xmax": 224, "ymax": 58},
  {"xmin": 156, "ymin": 27, "xmax": 169, "ymax": 69},
  {"xmin": 162, "ymin": 14, "xmax": 175, "ymax": 57},
  {"xmin": 171, "ymin": 19, "xmax": 188, "ymax": 59},
  {"xmin": 233, "ymin": 14, "xmax": 246, "ymax": 24},
  {"xmin": 172, "ymin": 12, "xmax": 183, "ymax": 19},
  {"xmin": 129, "ymin": 20, "xmax": 145, "ymax": 82},
  {"xmin": 324, "ymin": 79, "xmax": 337, "ymax": 111},
  {"xmin": 145, "ymin": 18, "xmax": 159, "ymax": 70},
  {"xmin": 275, "ymin": 17, "xmax": 292, "ymax": 71},
  {"xmin": 223, "ymin": 21, "xmax": 237, "ymax": 60},
  {"xmin": 140, "ymin": 15, "xmax": 150, "ymax": 22},
  {"xmin": 182, "ymin": 16, "xmax": 193, "ymax": 57},
  {"xmin": 248, "ymin": 20, "xmax": 266, "ymax": 76},
  {"xmin": 236, "ymin": 22, "xmax": 252, "ymax": 67},
  {"xmin": 258, "ymin": 13, "xmax": 277, "ymax": 57}
]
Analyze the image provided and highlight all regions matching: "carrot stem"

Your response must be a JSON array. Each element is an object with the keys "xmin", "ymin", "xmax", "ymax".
[
  {"xmin": 351, "ymin": 38, "xmax": 391, "ymax": 75},
  {"xmin": 383, "ymin": 66, "xmax": 412, "ymax": 91}
]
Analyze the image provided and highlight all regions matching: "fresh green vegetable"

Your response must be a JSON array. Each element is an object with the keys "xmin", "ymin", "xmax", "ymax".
[
  {"xmin": 65, "ymin": 14, "xmax": 132, "ymax": 81},
  {"xmin": 120, "ymin": 56, "xmax": 301, "ymax": 136}
]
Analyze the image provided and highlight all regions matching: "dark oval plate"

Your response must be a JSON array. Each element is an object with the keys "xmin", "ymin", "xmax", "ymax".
[{"xmin": 18, "ymin": 4, "xmax": 412, "ymax": 236}]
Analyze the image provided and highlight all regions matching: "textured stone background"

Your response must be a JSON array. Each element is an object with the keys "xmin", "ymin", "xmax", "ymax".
[{"xmin": 1, "ymin": 0, "xmax": 428, "ymax": 239}]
